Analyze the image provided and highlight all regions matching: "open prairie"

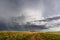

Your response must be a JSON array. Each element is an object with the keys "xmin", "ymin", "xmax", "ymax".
[{"xmin": 0, "ymin": 32, "xmax": 60, "ymax": 40}]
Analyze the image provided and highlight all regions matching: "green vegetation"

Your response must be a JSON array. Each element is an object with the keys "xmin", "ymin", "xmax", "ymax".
[{"xmin": 0, "ymin": 32, "xmax": 60, "ymax": 40}]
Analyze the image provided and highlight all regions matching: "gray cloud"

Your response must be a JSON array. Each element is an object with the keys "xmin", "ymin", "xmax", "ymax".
[
  {"xmin": 0, "ymin": 0, "xmax": 60, "ymax": 31},
  {"xmin": 43, "ymin": 0, "xmax": 60, "ymax": 18},
  {"xmin": 0, "ymin": 0, "xmax": 60, "ymax": 20},
  {"xmin": 0, "ymin": 0, "xmax": 18, "ymax": 17},
  {"xmin": 0, "ymin": 0, "xmax": 43, "ymax": 24}
]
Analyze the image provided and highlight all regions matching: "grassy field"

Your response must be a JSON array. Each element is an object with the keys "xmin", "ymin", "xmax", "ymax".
[{"xmin": 0, "ymin": 32, "xmax": 60, "ymax": 40}]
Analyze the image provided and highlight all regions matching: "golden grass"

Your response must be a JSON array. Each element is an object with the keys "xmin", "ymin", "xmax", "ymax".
[{"xmin": 0, "ymin": 31, "xmax": 60, "ymax": 40}]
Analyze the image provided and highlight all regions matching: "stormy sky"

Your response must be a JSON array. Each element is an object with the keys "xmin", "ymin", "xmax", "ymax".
[
  {"xmin": 0, "ymin": 0, "xmax": 60, "ymax": 31},
  {"xmin": 0, "ymin": 0, "xmax": 60, "ymax": 20}
]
